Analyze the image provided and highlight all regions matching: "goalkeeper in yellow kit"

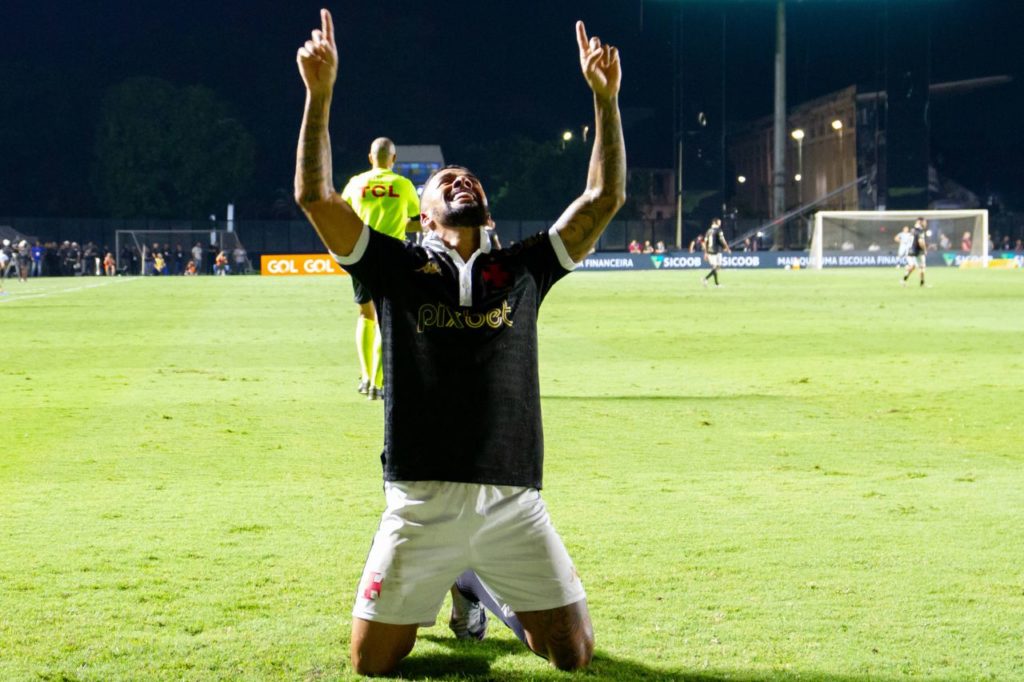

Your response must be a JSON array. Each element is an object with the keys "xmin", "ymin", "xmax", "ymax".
[{"xmin": 340, "ymin": 137, "xmax": 420, "ymax": 399}]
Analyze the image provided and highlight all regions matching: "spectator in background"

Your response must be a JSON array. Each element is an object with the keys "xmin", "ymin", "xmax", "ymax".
[
  {"xmin": 961, "ymin": 231, "xmax": 972, "ymax": 252},
  {"xmin": 67, "ymin": 242, "xmax": 82, "ymax": 276},
  {"xmin": 1016, "ymin": 239, "xmax": 1023, "ymax": 251},
  {"xmin": 83, "ymin": 242, "xmax": 100, "ymax": 276},
  {"xmin": 44, "ymin": 241, "xmax": 60, "ymax": 274},
  {"xmin": 185, "ymin": 260, "xmax": 198, "ymax": 276},
  {"xmin": 655, "ymin": 240, "xmax": 667, "ymax": 254},
  {"xmin": 119, "ymin": 244, "xmax": 133, "ymax": 275},
  {"xmin": 939, "ymin": 232, "xmax": 951, "ymax": 250},
  {"xmin": 0, "ymin": 240, "xmax": 13, "ymax": 281},
  {"xmin": 174, "ymin": 244, "xmax": 186, "ymax": 275},
  {"xmin": 153, "ymin": 250, "xmax": 167, "ymax": 275},
  {"xmin": 103, "ymin": 252, "xmax": 116, "ymax": 276},
  {"xmin": 628, "ymin": 239, "xmax": 641, "ymax": 253},
  {"xmin": 214, "ymin": 250, "xmax": 229, "ymax": 275},
  {"xmin": 16, "ymin": 240, "xmax": 31, "ymax": 281},
  {"xmin": 56, "ymin": 241, "xmax": 68, "ymax": 275},
  {"xmin": 143, "ymin": 244, "xmax": 156, "ymax": 275},
  {"xmin": 1000, "ymin": 235, "xmax": 1011, "ymax": 251},
  {"xmin": 742, "ymin": 237, "xmax": 752, "ymax": 252},
  {"xmin": 232, "ymin": 245, "xmax": 248, "ymax": 274},
  {"xmin": 30, "ymin": 241, "xmax": 45, "ymax": 277},
  {"xmin": 642, "ymin": 240, "xmax": 654, "ymax": 254},
  {"xmin": 192, "ymin": 242, "xmax": 204, "ymax": 275},
  {"xmin": 207, "ymin": 242, "xmax": 218, "ymax": 274},
  {"xmin": 688, "ymin": 233, "xmax": 704, "ymax": 253}
]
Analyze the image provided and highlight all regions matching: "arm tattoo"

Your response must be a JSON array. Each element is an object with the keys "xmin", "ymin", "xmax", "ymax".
[
  {"xmin": 295, "ymin": 93, "xmax": 334, "ymax": 204},
  {"xmin": 556, "ymin": 94, "xmax": 626, "ymax": 260}
]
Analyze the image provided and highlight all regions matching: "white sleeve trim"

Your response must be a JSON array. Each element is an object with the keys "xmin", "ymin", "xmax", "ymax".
[
  {"xmin": 547, "ymin": 226, "xmax": 580, "ymax": 271},
  {"xmin": 331, "ymin": 225, "xmax": 371, "ymax": 266}
]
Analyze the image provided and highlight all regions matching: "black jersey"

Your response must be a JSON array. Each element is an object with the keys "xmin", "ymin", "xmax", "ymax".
[
  {"xmin": 705, "ymin": 227, "xmax": 727, "ymax": 255},
  {"xmin": 338, "ymin": 226, "xmax": 573, "ymax": 489},
  {"xmin": 910, "ymin": 226, "xmax": 926, "ymax": 256}
]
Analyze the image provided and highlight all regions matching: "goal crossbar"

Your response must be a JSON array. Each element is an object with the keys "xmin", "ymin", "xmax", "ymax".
[{"xmin": 810, "ymin": 209, "xmax": 989, "ymax": 269}]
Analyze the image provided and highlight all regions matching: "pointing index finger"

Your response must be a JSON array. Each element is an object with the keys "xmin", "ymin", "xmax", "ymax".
[
  {"xmin": 321, "ymin": 8, "xmax": 334, "ymax": 45},
  {"xmin": 576, "ymin": 20, "xmax": 588, "ymax": 52}
]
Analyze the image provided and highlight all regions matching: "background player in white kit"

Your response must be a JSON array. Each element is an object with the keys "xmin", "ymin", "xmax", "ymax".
[{"xmin": 895, "ymin": 225, "xmax": 914, "ymax": 268}]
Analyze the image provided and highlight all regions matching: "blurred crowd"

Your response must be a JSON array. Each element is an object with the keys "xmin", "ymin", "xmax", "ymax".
[{"xmin": 0, "ymin": 239, "xmax": 250, "ymax": 278}]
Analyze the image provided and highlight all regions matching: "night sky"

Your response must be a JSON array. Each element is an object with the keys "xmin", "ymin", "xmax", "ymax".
[{"xmin": 2, "ymin": 0, "xmax": 1021, "ymax": 217}]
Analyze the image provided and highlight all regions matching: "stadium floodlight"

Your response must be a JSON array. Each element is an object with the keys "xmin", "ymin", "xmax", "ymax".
[
  {"xmin": 831, "ymin": 119, "xmax": 843, "ymax": 131},
  {"xmin": 809, "ymin": 210, "xmax": 989, "ymax": 269},
  {"xmin": 737, "ymin": 175, "xmax": 747, "ymax": 183},
  {"xmin": 562, "ymin": 131, "xmax": 573, "ymax": 142},
  {"xmin": 791, "ymin": 128, "xmax": 805, "ymax": 141}
]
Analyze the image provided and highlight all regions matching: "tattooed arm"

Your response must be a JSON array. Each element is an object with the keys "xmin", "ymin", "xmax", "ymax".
[
  {"xmin": 293, "ymin": 9, "xmax": 363, "ymax": 256},
  {"xmin": 552, "ymin": 21, "xmax": 627, "ymax": 263}
]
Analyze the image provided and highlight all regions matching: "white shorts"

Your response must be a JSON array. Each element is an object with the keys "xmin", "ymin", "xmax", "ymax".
[
  {"xmin": 707, "ymin": 253, "xmax": 722, "ymax": 268},
  {"xmin": 353, "ymin": 480, "xmax": 585, "ymax": 626}
]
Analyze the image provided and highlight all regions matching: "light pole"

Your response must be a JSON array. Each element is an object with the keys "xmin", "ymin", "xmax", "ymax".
[
  {"xmin": 791, "ymin": 128, "xmax": 804, "ymax": 205},
  {"xmin": 561, "ymin": 130, "xmax": 573, "ymax": 150},
  {"xmin": 832, "ymin": 119, "xmax": 844, "ymax": 207}
]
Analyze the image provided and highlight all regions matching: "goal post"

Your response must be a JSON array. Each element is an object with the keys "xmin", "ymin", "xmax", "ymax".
[
  {"xmin": 114, "ymin": 229, "xmax": 250, "ymax": 275},
  {"xmin": 809, "ymin": 209, "xmax": 989, "ymax": 269}
]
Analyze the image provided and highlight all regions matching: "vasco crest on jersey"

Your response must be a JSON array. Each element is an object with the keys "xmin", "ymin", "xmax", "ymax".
[{"xmin": 481, "ymin": 261, "xmax": 512, "ymax": 291}]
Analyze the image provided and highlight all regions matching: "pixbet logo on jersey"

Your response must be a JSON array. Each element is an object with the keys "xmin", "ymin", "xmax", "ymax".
[{"xmin": 260, "ymin": 254, "xmax": 347, "ymax": 276}]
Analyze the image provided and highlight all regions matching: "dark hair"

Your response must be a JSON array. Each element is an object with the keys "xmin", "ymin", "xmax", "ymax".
[{"xmin": 425, "ymin": 164, "xmax": 475, "ymax": 183}]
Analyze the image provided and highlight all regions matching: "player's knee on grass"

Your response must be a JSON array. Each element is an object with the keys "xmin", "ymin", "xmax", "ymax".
[
  {"xmin": 518, "ymin": 600, "xmax": 594, "ymax": 671},
  {"xmin": 349, "ymin": 619, "xmax": 417, "ymax": 676},
  {"xmin": 546, "ymin": 633, "xmax": 594, "ymax": 671}
]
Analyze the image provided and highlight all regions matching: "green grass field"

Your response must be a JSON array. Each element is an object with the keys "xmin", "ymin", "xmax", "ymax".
[{"xmin": 2, "ymin": 269, "xmax": 1022, "ymax": 681}]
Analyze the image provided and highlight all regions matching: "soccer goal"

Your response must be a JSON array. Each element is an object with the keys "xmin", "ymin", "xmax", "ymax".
[
  {"xmin": 809, "ymin": 209, "xmax": 989, "ymax": 269},
  {"xmin": 115, "ymin": 229, "xmax": 250, "ymax": 275}
]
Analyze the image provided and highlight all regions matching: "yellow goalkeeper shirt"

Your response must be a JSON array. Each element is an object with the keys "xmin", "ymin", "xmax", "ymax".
[{"xmin": 341, "ymin": 168, "xmax": 420, "ymax": 240}]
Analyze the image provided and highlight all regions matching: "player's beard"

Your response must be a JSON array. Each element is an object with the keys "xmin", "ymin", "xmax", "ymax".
[{"xmin": 439, "ymin": 201, "xmax": 491, "ymax": 229}]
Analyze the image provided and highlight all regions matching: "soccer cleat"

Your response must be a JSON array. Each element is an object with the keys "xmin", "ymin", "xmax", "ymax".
[
  {"xmin": 701, "ymin": 278, "xmax": 708, "ymax": 288},
  {"xmin": 368, "ymin": 386, "xmax": 383, "ymax": 401},
  {"xmin": 357, "ymin": 379, "xmax": 370, "ymax": 395},
  {"xmin": 449, "ymin": 589, "xmax": 488, "ymax": 641}
]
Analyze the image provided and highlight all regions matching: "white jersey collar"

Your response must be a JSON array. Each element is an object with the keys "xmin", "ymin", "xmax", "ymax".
[{"xmin": 421, "ymin": 227, "xmax": 492, "ymax": 306}]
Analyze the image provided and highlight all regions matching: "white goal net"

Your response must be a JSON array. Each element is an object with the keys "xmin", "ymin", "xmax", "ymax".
[
  {"xmin": 809, "ymin": 210, "xmax": 989, "ymax": 269},
  {"xmin": 115, "ymin": 229, "xmax": 250, "ymax": 275}
]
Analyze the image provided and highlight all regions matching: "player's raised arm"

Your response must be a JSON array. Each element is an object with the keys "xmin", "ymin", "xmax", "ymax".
[
  {"xmin": 552, "ymin": 21, "xmax": 627, "ymax": 263},
  {"xmin": 294, "ymin": 9, "xmax": 364, "ymax": 257}
]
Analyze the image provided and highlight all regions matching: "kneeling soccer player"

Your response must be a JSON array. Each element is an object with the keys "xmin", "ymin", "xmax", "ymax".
[{"xmin": 293, "ymin": 8, "xmax": 626, "ymax": 676}]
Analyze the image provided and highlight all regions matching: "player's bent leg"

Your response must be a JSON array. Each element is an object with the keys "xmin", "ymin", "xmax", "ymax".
[
  {"xmin": 516, "ymin": 599, "xmax": 594, "ymax": 671},
  {"xmin": 350, "ymin": 618, "xmax": 419, "ymax": 676}
]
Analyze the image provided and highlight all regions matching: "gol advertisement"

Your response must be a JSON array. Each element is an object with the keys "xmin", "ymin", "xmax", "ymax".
[{"xmin": 261, "ymin": 254, "xmax": 349, "ymax": 276}]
